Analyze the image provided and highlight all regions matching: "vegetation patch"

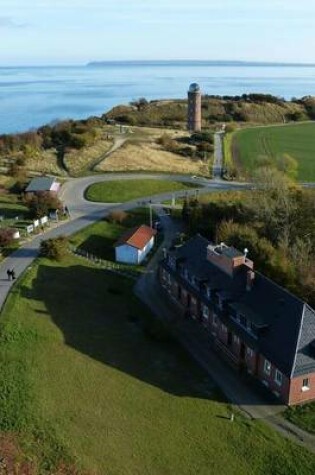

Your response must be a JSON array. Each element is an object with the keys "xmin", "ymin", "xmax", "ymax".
[
  {"xmin": 285, "ymin": 403, "xmax": 315, "ymax": 435},
  {"xmin": 232, "ymin": 122, "xmax": 315, "ymax": 181},
  {"xmin": 0, "ymin": 256, "xmax": 315, "ymax": 473},
  {"xmin": 85, "ymin": 179, "xmax": 198, "ymax": 203}
]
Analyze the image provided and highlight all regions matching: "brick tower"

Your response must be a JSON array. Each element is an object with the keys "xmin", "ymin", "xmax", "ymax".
[{"xmin": 187, "ymin": 83, "xmax": 202, "ymax": 132}]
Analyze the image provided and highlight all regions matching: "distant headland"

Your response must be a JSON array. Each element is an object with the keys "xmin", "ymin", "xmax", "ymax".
[{"xmin": 87, "ymin": 60, "xmax": 315, "ymax": 68}]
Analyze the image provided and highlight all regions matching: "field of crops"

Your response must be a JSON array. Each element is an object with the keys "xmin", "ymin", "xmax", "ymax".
[{"xmin": 233, "ymin": 122, "xmax": 315, "ymax": 181}]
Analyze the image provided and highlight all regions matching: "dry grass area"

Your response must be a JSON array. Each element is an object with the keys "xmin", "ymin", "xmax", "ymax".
[
  {"xmin": 95, "ymin": 141, "xmax": 209, "ymax": 175},
  {"xmin": 95, "ymin": 127, "xmax": 209, "ymax": 175},
  {"xmin": 64, "ymin": 136, "xmax": 113, "ymax": 176},
  {"xmin": 26, "ymin": 149, "xmax": 63, "ymax": 176}
]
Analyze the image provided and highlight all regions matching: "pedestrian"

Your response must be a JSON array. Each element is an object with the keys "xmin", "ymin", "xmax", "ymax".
[
  {"xmin": 11, "ymin": 269, "xmax": 16, "ymax": 280},
  {"xmin": 6, "ymin": 269, "xmax": 11, "ymax": 281}
]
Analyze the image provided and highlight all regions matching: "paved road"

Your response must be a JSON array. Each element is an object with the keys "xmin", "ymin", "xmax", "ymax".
[
  {"xmin": 0, "ymin": 174, "xmax": 249, "ymax": 310},
  {"xmin": 213, "ymin": 132, "xmax": 224, "ymax": 179}
]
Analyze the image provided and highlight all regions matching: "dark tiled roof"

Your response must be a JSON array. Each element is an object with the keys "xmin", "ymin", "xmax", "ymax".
[
  {"xmin": 25, "ymin": 177, "xmax": 56, "ymax": 193},
  {"xmin": 166, "ymin": 235, "xmax": 315, "ymax": 378}
]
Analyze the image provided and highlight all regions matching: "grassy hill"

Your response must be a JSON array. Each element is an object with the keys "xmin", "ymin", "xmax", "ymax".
[
  {"xmin": 104, "ymin": 95, "xmax": 315, "ymax": 129},
  {"xmin": 232, "ymin": 122, "xmax": 315, "ymax": 181},
  {"xmin": 1, "ymin": 256, "xmax": 315, "ymax": 473}
]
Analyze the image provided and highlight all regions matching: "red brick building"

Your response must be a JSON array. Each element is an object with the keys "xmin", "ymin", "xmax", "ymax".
[
  {"xmin": 187, "ymin": 83, "xmax": 202, "ymax": 132},
  {"xmin": 159, "ymin": 236, "xmax": 315, "ymax": 405}
]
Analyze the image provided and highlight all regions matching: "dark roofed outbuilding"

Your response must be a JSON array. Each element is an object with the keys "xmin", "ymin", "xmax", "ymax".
[{"xmin": 25, "ymin": 176, "xmax": 60, "ymax": 194}]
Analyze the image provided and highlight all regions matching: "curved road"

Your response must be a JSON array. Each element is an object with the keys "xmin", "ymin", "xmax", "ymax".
[{"xmin": 0, "ymin": 174, "xmax": 248, "ymax": 310}]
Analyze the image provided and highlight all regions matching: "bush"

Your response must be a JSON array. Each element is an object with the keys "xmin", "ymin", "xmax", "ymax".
[
  {"xmin": 0, "ymin": 228, "xmax": 15, "ymax": 247},
  {"xmin": 40, "ymin": 236, "xmax": 68, "ymax": 261},
  {"xmin": 107, "ymin": 210, "xmax": 128, "ymax": 224}
]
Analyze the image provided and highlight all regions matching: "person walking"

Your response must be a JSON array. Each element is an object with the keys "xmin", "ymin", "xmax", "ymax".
[
  {"xmin": 6, "ymin": 269, "xmax": 11, "ymax": 281},
  {"xmin": 11, "ymin": 269, "xmax": 16, "ymax": 280}
]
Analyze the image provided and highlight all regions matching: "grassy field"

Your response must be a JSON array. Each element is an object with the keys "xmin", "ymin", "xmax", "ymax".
[
  {"xmin": 85, "ymin": 179, "xmax": 198, "ymax": 203},
  {"xmin": 233, "ymin": 122, "xmax": 315, "ymax": 181},
  {"xmin": 285, "ymin": 403, "xmax": 315, "ymax": 435},
  {"xmin": 70, "ymin": 208, "xmax": 154, "ymax": 260},
  {"xmin": 1, "ymin": 256, "xmax": 315, "ymax": 474}
]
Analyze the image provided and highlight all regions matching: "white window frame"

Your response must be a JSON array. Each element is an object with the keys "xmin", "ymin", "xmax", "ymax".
[
  {"xmin": 302, "ymin": 378, "xmax": 310, "ymax": 391},
  {"xmin": 264, "ymin": 359, "xmax": 271, "ymax": 375},
  {"xmin": 274, "ymin": 369, "xmax": 283, "ymax": 386}
]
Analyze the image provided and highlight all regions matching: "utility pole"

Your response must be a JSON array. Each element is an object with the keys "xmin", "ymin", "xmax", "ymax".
[
  {"xmin": 149, "ymin": 203, "xmax": 153, "ymax": 228},
  {"xmin": 171, "ymin": 193, "xmax": 176, "ymax": 207}
]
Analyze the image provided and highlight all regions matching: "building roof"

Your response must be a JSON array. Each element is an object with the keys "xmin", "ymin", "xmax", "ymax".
[
  {"xmin": 189, "ymin": 83, "xmax": 201, "ymax": 93},
  {"xmin": 165, "ymin": 235, "xmax": 315, "ymax": 378},
  {"xmin": 25, "ymin": 176, "xmax": 57, "ymax": 193},
  {"xmin": 114, "ymin": 225, "xmax": 156, "ymax": 251}
]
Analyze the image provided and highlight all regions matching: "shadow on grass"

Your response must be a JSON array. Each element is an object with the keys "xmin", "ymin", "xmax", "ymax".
[
  {"xmin": 20, "ymin": 263, "xmax": 220, "ymax": 401},
  {"xmin": 75, "ymin": 234, "xmax": 115, "ymax": 260}
]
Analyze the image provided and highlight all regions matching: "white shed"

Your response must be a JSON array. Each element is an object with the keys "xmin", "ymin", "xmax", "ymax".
[{"xmin": 114, "ymin": 225, "xmax": 157, "ymax": 264}]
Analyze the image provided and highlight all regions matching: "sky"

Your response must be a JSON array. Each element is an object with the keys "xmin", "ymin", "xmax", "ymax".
[{"xmin": 0, "ymin": 0, "xmax": 315, "ymax": 65}]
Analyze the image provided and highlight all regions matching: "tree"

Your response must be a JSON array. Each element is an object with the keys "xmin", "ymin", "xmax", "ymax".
[
  {"xmin": 24, "ymin": 191, "xmax": 62, "ymax": 219},
  {"xmin": 40, "ymin": 236, "xmax": 68, "ymax": 261}
]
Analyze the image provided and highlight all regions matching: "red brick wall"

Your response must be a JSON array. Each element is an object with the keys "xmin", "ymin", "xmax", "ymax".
[
  {"xmin": 288, "ymin": 373, "xmax": 315, "ymax": 405},
  {"xmin": 257, "ymin": 356, "xmax": 290, "ymax": 402}
]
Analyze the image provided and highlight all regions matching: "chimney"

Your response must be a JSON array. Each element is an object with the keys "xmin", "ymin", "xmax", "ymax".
[
  {"xmin": 207, "ymin": 242, "xmax": 253, "ymax": 277},
  {"xmin": 246, "ymin": 270, "xmax": 255, "ymax": 291}
]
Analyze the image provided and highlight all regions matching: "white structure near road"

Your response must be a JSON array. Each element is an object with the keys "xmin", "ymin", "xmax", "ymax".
[{"xmin": 114, "ymin": 225, "xmax": 157, "ymax": 264}]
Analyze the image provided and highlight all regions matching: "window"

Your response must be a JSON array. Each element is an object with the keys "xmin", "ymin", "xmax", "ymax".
[
  {"xmin": 221, "ymin": 324, "xmax": 227, "ymax": 333},
  {"xmin": 213, "ymin": 314, "xmax": 218, "ymax": 327},
  {"xmin": 202, "ymin": 305, "xmax": 209, "ymax": 320},
  {"xmin": 302, "ymin": 378, "xmax": 310, "ymax": 391},
  {"xmin": 247, "ymin": 347, "xmax": 253, "ymax": 357},
  {"xmin": 275, "ymin": 369, "xmax": 283, "ymax": 386},
  {"xmin": 234, "ymin": 335, "xmax": 240, "ymax": 344},
  {"xmin": 264, "ymin": 359, "xmax": 271, "ymax": 375},
  {"xmin": 206, "ymin": 287, "xmax": 211, "ymax": 300}
]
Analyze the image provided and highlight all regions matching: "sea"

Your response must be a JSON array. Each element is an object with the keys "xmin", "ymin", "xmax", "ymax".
[{"xmin": 1, "ymin": 61, "xmax": 315, "ymax": 135}]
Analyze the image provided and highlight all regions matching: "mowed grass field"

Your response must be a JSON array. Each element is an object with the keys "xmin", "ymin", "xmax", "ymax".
[
  {"xmin": 1, "ymin": 256, "xmax": 315, "ymax": 473},
  {"xmin": 233, "ymin": 122, "xmax": 315, "ymax": 181},
  {"xmin": 85, "ymin": 179, "xmax": 197, "ymax": 203}
]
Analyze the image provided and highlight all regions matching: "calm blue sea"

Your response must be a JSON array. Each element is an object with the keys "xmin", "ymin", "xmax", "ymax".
[{"xmin": 1, "ymin": 62, "xmax": 315, "ymax": 134}]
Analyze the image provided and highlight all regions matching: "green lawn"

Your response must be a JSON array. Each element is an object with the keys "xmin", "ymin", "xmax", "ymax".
[
  {"xmin": 0, "ymin": 256, "xmax": 315, "ymax": 473},
  {"xmin": 69, "ymin": 208, "xmax": 154, "ymax": 260},
  {"xmin": 233, "ymin": 123, "xmax": 315, "ymax": 181},
  {"xmin": 285, "ymin": 403, "xmax": 315, "ymax": 435},
  {"xmin": 85, "ymin": 179, "xmax": 198, "ymax": 203}
]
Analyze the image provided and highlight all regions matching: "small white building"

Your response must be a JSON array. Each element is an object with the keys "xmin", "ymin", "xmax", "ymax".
[{"xmin": 114, "ymin": 225, "xmax": 157, "ymax": 264}]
